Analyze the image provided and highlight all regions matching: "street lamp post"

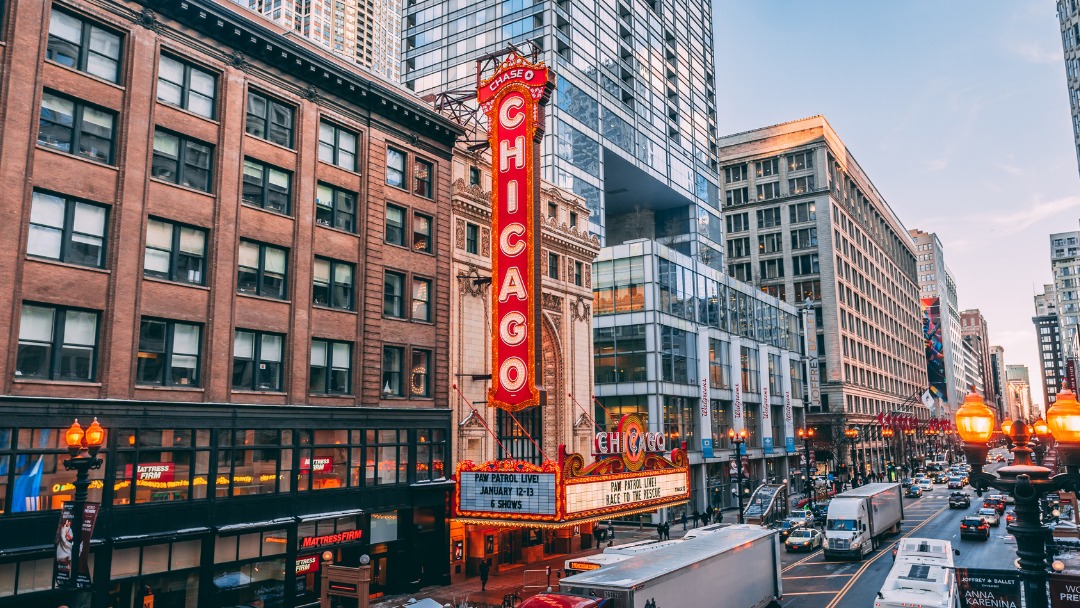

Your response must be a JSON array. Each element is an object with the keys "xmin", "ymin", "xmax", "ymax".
[
  {"xmin": 729, "ymin": 428, "xmax": 748, "ymax": 524},
  {"xmin": 797, "ymin": 427, "xmax": 815, "ymax": 509},
  {"xmin": 844, "ymin": 428, "xmax": 859, "ymax": 487},
  {"xmin": 883, "ymin": 427, "xmax": 895, "ymax": 480},
  {"xmin": 954, "ymin": 385, "xmax": 1080, "ymax": 608},
  {"xmin": 62, "ymin": 417, "xmax": 105, "ymax": 595},
  {"xmin": 904, "ymin": 428, "xmax": 916, "ymax": 473}
]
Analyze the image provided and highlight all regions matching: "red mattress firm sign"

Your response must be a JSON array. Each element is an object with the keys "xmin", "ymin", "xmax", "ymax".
[
  {"xmin": 124, "ymin": 463, "xmax": 175, "ymax": 482},
  {"xmin": 479, "ymin": 53, "xmax": 553, "ymax": 412}
]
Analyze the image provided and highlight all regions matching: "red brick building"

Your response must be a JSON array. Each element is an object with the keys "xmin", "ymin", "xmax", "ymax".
[{"xmin": 0, "ymin": 0, "xmax": 462, "ymax": 606}]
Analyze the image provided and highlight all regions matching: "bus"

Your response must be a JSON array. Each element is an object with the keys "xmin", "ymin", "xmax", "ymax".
[{"xmin": 874, "ymin": 537, "xmax": 958, "ymax": 608}]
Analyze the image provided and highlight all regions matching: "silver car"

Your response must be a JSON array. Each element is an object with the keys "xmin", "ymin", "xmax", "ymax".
[{"xmin": 977, "ymin": 507, "xmax": 1000, "ymax": 527}]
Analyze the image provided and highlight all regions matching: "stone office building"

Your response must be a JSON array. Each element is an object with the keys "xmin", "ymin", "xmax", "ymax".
[{"xmin": 0, "ymin": 1, "xmax": 462, "ymax": 606}]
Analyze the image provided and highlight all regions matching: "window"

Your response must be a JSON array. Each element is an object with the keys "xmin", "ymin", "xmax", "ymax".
[
  {"xmin": 38, "ymin": 91, "xmax": 115, "ymax": 164},
  {"xmin": 548, "ymin": 252, "xmax": 560, "ymax": 279},
  {"xmin": 790, "ymin": 201, "xmax": 816, "ymax": 224},
  {"xmin": 726, "ymin": 187, "xmax": 748, "ymax": 206},
  {"xmin": 740, "ymin": 345, "xmax": 759, "ymax": 393},
  {"xmin": 594, "ymin": 325, "xmax": 647, "ymax": 383},
  {"xmin": 413, "ymin": 213, "xmax": 432, "ymax": 253},
  {"xmin": 469, "ymin": 166, "xmax": 481, "ymax": 186},
  {"xmin": 384, "ymin": 271, "xmax": 405, "ymax": 318},
  {"xmin": 366, "ymin": 430, "xmax": 408, "ymax": 484},
  {"xmin": 793, "ymin": 254, "xmax": 820, "ymax": 276},
  {"xmin": 415, "ymin": 429, "xmax": 446, "ymax": 481},
  {"xmin": 574, "ymin": 261, "xmax": 584, "ymax": 286},
  {"xmin": 46, "ymin": 9, "xmax": 122, "ymax": 83},
  {"xmin": 157, "ymin": 54, "xmax": 216, "ymax": 118},
  {"xmin": 318, "ymin": 121, "xmax": 358, "ymax": 171},
  {"xmin": 759, "ymin": 258, "xmax": 784, "ymax": 279},
  {"xmin": 660, "ymin": 325, "xmax": 697, "ymax": 385},
  {"xmin": 788, "ymin": 175, "xmax": 815, "ymax": 194},
  {"xmin": 758, "ymin": 233, "xmax": 782, "ymax": 255},
  {"xmin": 411, "ymin": 349, "xmax": 432, "ymax": 397},
  {"xmin": 465, "ymin": 223, "xmax": 479, "ymax": 254},
  {"xmin": 724, "ymin": 164, "xmax": 746, "ymax": 183},
  {"xmin": 414, "ymin": 159, "xmax": 433, "ymax": 198},
  {"xmin": 315, "ymin": 183, "xmax": 356, "ymax": 232},
  {"xmin": 756, "ymin": 182, "xmax": 781, "ymax": 201},
  {"xmin": 756, "ymin": 207, "xmax": 781, "ymax": 228},
  {"xmin": 412, "ymin": 277, "xmax": 432, "ymax": 322},
  {"xmin": 788, "ymin": 151, "xmax": 814, "ymax": 171},
  {"xmin": 151, "ymin": 129, "xmax": 213, "ymax": 192},
  {"xmin": 215, "ymin": 430, "xmax": 291, "ymax": 495},
  {"xmin": 755, "ymin": 158, "xmax": 778, "ymax": 177},
  {"xmin": 382, "ymin": 346, "xmax": 404, "ymax": 397},
  {"xmin": 386, "ymin": 147, "xmax": 406, "ymax": 188},
  {"xmin": 136, "ymin": 319, "xmax": 201, "ymax": 386},
  {"xmin": 727, "ymin": 237, "xmax": 751, "ymax": 258},
  {"xmin": 144, "ymin": 218, "xmax": 206, "ymax": 285},
  {"xmin": 232, "ymin": 330, "xmax": 284, "ymax": 391},
  {"xmin": 709, "ymin": 338, "xmax": 731, "ymax": 389},
  {"xmin": 246, "ymin": 91, "xmax": 294, "ymax": 148},
  {"xmin": 313, "ymin": 258, "xmax": 353, "ymax": 310},
  {"xmin": 791, "ymin": 228, "xmax": 818, "ymax": 250},
  {"xmin": 237, "ymin": 240, "xmax": 288, "ymax": 299},
  {"xmin": 242, "ymin": 159, "xmax": 291, "ymax": 215},
  {"xmin": 310, "ymin": 339, "xmax": 351, "ymax": 394},
  {"xmin": 386, "ymin": 204, "xmax": 405, "ymax": 246},
  {"xmin": 728, "ymin": 262, "xmax": 751, "ymax": 282},
  {"xmin": 570, "ymin": 212, "xmax": 578, "ymax": 228},
  {"xmin": 726, "ymin": 212, "xmax": 749, "ymax": 233},
  {"xmin": 16, "ymin": 304, "xmax": 98, "ymax": 381},
  {"xmin": 548, "ymin": 203, "xmax": 558, "ymax": 218},
  {"xmin": 26, "ymin": 190, "xmax": 107, "ymax": 267},
  {"xmin": 112, "ymin": 429, "xmax": 211, "ymax": 504}
]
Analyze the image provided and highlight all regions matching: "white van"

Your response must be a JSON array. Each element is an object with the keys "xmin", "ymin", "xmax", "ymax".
[{"xmin": 874, "ymin": 537, "xmax": 958, "ymax": 608}]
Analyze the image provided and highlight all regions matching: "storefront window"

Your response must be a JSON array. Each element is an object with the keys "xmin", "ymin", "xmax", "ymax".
[
  {"xmin": 709, "ymin": 339, "xmax": 730, "ymax": 390},
  {"xmin": 594, "ymin": 396, "xmax": 647, "ymax": 431},
  {"xmin": 741, "ymin": 346, "xmax": 759, "ymax": 393},
  {"xmin": 790, "ymin": 359, "xmax": 805, "ymax": 400},
  {"xmin": 662, "ymin": 396, "xmax": 695, "ymax": 447},
  {"xmin": 108, "ymin": 539, "xmax": 200, "ymax": 608},
  {"xmin": 711, "ymin": 400, "xmax": 731, "ymax": 448},
  {"xmin": 366, "ymin": 430, "xmax": 408, "ymax": 485},
  {"xmin": 12, "ymin": 427, "xmax": 104, "ymax": 511},
  {"xmin": 298, "ymin": 429, "xmax": 350, "ymax": 491},
  {"xmin": 216, "ymin": 430, "xmax": 292, "ymax": 497},
  {"xmin": 112, "ymin": 428, "xmax": 210, "ymax": 505},
  {"xmin": 212, "ymin": 558, "xmax": 285, "ymax": 608},
  {"xmin": 415, "ymin": 429, "xmax": 446, "ymax": 482},
  {"xmin": 370, "ymin": 511, "xmax": 398, "ymax": 543}
]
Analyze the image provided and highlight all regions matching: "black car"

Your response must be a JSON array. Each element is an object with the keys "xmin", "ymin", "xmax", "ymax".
[
  {"xmin": 812, "ymin": 501, "xmax": 831, "ymax": 525},
  {"xmin": 778, "ymin": 519, "xmax": 805, "ymax": 540},
  {"xmin": 949, "ymin": 492, "xmax": 971, "ymax": 509},
  {"xmin": 901, "ymin": 477, "xmax": 913, "ymax": 488},
  {"xmin": 960, "ymin": 516, "xmax": 990, "ymax": 541},
  {"xmin": 905, "ymin": 485, "xmax": 923, "ymax": 498}
]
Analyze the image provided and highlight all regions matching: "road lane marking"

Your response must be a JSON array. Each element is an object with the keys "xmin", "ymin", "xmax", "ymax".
[
  {"xmin": 782, "ymin": 549, "xmax": 823, "ymax": 573},
  {"xmin": 784, "ymin": 591, "xmax": 842, "ymax": 595},
  {"xmin": 823, "ymin": 503, "xmax": 949, "ymax": 608},
  {"xmin": 783, "ymin": 574, "xmax": 855, "ymax": 580}
]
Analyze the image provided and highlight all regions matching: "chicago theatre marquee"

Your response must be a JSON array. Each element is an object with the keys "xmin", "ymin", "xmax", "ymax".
[{"xmin": 446, "ymin": 53, "xmax": 687, "ymax": 580}]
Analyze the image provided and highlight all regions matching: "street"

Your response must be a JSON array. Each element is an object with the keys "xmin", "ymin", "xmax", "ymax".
[{"xmin": 781, "ymin": 468, "xmax": 1014, "ymax": 607}]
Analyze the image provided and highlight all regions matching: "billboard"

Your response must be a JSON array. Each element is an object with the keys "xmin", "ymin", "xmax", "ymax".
[
  {"xmin": 480, "ymin": 53, "xmax": 554, "ymax": 412},
  {"xmin": 921, "ymin": 297, "xmax": 948, "ymax": 406}
]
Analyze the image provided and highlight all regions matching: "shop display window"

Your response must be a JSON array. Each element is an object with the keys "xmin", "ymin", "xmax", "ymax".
[
  {"xmin": 216, "ymin": 430, "xmax": 292, "ymax": 497},
  {"xmin": 212, "ymin": 558, "xmax": 285, "ymax": 608},
  {"xmin": 112, "ymin": 428, "xmax": 210, "ymax": 505},
  {"xmin": 365, "ymin": 430, "xmax": 408, "ymax": 485},
  {"xmin": 414, "ymin": 429, "xmax": 446, "ymax": 482},
  {"xmin": 297, "ymin": 429, "xmax": 351, "ymax": 491},
  {"xmin": 8, "ymin": 427, "xmax": 104, "ymax": 512},
  {"xmin": 369, "ymin": 511, "xmax": 398, "ymax": 544}
]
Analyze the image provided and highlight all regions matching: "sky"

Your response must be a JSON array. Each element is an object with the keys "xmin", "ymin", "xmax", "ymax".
[{"xmin": 713, "ymin": 0, "xmax": 1078, "ymax": 409}]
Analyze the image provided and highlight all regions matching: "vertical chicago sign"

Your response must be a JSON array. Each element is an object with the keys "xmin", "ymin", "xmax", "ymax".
[{"xmin": 479, "ymin": 54, "xmax": 554, "ymax": 411}]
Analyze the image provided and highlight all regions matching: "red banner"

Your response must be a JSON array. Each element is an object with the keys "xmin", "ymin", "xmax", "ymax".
[
  {"xmin": 300, "ymin": 457, "xmax": 333, "ymax": 474},
  {"xmin": 480, "ymin": 54, "xmax": 553, "ymax": 412},
  {"xmin": 295, "ymin": 554, "xmax": 321, "ymax": 575},
  {"xmin": 124, "ymin": 462, "xmax": 176, "ymax": 482}
]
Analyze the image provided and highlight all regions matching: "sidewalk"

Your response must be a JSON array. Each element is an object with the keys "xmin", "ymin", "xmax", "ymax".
[{"xmin": 372, "ymin": 521, "xmax": 719, "ymax": 608}]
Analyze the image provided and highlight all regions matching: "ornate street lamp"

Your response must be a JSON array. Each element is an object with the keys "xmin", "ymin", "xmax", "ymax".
[
  {"xmin": 797, "ymin": 427, "xmax": 815, "ymax": 509},
  {"xmin": 954, "ymin": 385, "xmax": 1080, "ymax": 608},
  {"xmin": 882, "ymin": 427, "xmax": 895, "ymax": 480},
  {"xmin": 729, "ymin": 428, "xmax": 748, "ymax": 524},
  {"xmin": 63, "ymin": 417, "xmax": 105, "ymax": 592},
  {"xmin": 844, "ymin": 428, "xmax": 859, "ymax": 486}
]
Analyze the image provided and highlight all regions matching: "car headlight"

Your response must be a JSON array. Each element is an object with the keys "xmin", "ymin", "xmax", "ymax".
[{"xmin": 851, "ymin": 541, "xmax": 861, "ymax": 549}]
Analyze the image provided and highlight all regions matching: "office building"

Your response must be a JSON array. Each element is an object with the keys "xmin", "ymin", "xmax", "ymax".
[
  {"xmin": 0, "ymin": 0, "xmax": 463, "ymax": 605},
  {"xmin": 1050, "ymin": 228, "xmax": 1080, "ymax": 359},
  {"xmin": 908, "ymin": 229, "xmax": 963, "ymax": 418},
  {"xmin": 229, "ymin": 0, "xmax": 401, "ymax": 81},
  {"xmin": 1006, "ymin": 365, "xmax": 1036, "ymax": 420},
  {"xmin": 1058, "ymin": 0, "xmax": 1080, "ymax": 177},
  {"xmin": 1034, "ymin": 284, "xmax": 1066, "ymax": 405},
  {"xmin": 403, "ymin": 0, "xmax": 723, "ymax": 253},
  {"xmin": 989, "ymin": 345, "xmax": 1007, "ymax": 411},
  {"xmin": 592, "ymin": 240, "xmax": 805, "ymax": 514},
  {"xmin": 718, "ymin": 116, "xmax": 930, "ymax": 481},
  {"xmin": 960, "ymin": 309, "xmax": 1000, "ymax": 418}
]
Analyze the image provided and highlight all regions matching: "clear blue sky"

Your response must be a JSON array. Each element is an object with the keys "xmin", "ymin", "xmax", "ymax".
[{"xmin": 714, "ymin": 0, "xmax": 1078, "ymax": 407}]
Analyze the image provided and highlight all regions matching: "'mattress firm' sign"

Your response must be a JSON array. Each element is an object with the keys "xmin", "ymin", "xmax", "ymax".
[{"xmin": 479, "ymin": 53, "xmax": 554, "ymax": 412}]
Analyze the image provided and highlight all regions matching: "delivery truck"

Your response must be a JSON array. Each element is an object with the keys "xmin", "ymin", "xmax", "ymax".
[
  {"xmin": 521, "ymin": 525, "xmax": 783, "ymax": 608},
  {"xmin": 824, "ymin": 482, "xmax": 904, "ymax": 560}
]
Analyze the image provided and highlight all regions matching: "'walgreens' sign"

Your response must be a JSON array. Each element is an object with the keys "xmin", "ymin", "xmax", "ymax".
[{"xmin": 479, "ymin": 54, "xmax": 553, "ymax": 412}]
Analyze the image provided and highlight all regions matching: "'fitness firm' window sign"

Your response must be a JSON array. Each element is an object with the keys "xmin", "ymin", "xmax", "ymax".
[{"xmin": 458, "ymin": 471, "xmax": 557, "ymax": 515}]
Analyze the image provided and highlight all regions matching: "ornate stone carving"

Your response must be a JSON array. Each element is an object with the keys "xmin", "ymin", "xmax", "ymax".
[
  {"xmin": 480, "ymin": 228, "xmax": 490, "ymax": 257},
  {"xmin": 542, "ymin": 292, "xmax": 563, "ymax": 311},
  {"xmin": 585, "ymin": 263, "xmax": 592, "ymax": 288},
  {"xmin": 301, "ymin": 85, "xmax": 319, "ymax": 102},
  {"xmin": 540, "ymin": 249, "xmax": 548, "ymax": 277},
  {"xmin": 228, "ymin": 51, "xmax": 246, "ymax": 70},
  {"xmin": 570, "ymin": 296, "xmax": 592, "ymax": 322},
  {"xmin": 133, "ymin": 8, "xmax": 159, "ymax": 31},
  {"xmin": 458, "ymin": 265, "xmax": 488, "ymax": 297},
  {"xmin": 455, "ymin": 219, "xmax": 465, "ymax": 251}
]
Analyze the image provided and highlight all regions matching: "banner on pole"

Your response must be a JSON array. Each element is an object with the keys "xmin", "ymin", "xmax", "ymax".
[
  {"xmin": 956, "ymin": 568, "xmax": 1022, "ymax": 608},
  {"xmin": 1050, "ymin": 573, "xmax": 1080, "ymax": 607},
  {"xmin": 55, "ymin": 501, "xmax": 99, "ymax": 588}
]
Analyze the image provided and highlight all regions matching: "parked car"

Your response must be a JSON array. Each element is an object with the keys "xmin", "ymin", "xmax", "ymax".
[
  {"xmin": 784, "ymin": 528, "xmax": 823, "ymax": 552},
  {"xmin": 905, "ymin": 485, "xmax": 923, "ymax": 498},
  {"xmin": 984, "ymin": 496, "xmax": 1006, "ymax": 515},
  {"xmin": 917, "ymin": 479, "xmax": 934, "ymax": 492},
  {"xmin": 960, "ymin": 516, "xmax": 991, "ymax": 541},
  {"xmin": 949, "ymin": 492, "xmax": 971, "ymax": 509},
  {"xmin": 947, "ymin": 476, "xmax": 966, "ymax": 489},
  {"xmin": 977, "ymin": 507, "xmax": 1000, "ymax": 527},
  {"xmin": 778, "ymin": 518, "xmax": 806, "ymax": 540}
]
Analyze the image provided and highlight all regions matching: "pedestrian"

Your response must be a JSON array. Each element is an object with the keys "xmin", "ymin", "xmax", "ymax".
[
  {"xmin": 663, "ymin": 522, "xmax": 670, "ymax": 540},
  {"xmin": 715, "ymin": 508, "xmax": 723, "ymax": 524},
  {"xmin": 681, "ymin": 511, "xmax": 687, "ymax": 531},
  {"xmin": 479, "ymin": 558, "xmax": 490, "ymax": 592},
  {"xmin": 691, "ymin": 510, "xmax": 700, "ymax": 528},
  {"xmin": 699, "ymin": 511, "xmax": 707, "ymax": 527},
  {"xmin": 657, "ymin": 523, "xmax": 664, "ymax": 540},
  {"xmin": 607, "ymin": 521, "xmax": 615, "ymax": 540}
]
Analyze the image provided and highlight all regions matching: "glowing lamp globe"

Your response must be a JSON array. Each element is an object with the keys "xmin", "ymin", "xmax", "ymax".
[
  {"xmin": 1033, "ymin": 418, "xmax": 1050, "ymax": 438},
  {"xmin": 65, "ymin": 419, "xmax": 85, "ymax": 450},
  {"xmin": 1000, "ymin": 419, "xmax": 1013, "ymax": 437},
  {"xmin": 1047, "ymin": 386, "xmax": 1080, "ymax": 445},
  {"xmin": 955, "ymin": 391, "xmax": 995, "ymax": 444},
  {"xmin": 85, "ymin": 417, "xmax": 105, "ymax": 448}
]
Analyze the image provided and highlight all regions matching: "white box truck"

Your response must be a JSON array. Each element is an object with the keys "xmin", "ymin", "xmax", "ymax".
[
  {"xmin": 524, "ymin": 525, "xmax": 782, "ymax": 608},
  {"xmin": 824, "ymin": 482, "xmax": 904, "ymax": 560}
]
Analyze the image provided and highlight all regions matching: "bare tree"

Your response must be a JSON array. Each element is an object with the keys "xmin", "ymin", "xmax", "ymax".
[
  {"xmin": 622, "ymin": 206, "xmax": 653, "ymax": 240},
  {"xmin": 658, "ymin": 216, "xmax": 682, "ymax": 247}
]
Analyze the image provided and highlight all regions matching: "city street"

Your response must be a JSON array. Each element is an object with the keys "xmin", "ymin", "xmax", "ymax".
[{"xmin": 781, "ymin": 467, "xmax": 1014, "ymax": 607}]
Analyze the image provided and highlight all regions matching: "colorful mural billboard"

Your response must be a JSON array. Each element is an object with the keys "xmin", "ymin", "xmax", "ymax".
[{"xmin": 921, "ymin": 297, "xmax": 948, "ymax": 406}]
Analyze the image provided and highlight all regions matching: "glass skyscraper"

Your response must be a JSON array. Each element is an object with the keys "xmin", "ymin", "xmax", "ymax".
[{"xmin": 402, "ymin": 0, "xmax": 721, "ymax": 255}]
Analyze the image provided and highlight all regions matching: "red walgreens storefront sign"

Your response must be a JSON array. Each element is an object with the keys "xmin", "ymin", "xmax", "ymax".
[{"xmin": 479, "ymin": 54, "xmax": 553, "ymax": 412}]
